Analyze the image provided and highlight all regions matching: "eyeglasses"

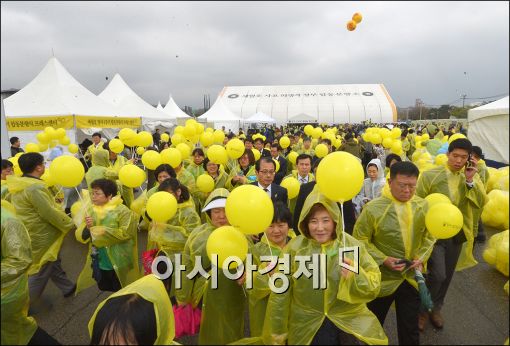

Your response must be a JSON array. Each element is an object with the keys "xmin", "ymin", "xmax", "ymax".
[
  {"xmin": 395, "ymin": 183, "xmax": 416, "ymax": 190},
  {"xmin": 259, "ymin": 170, "xmax": 275, "ymax": 175}
]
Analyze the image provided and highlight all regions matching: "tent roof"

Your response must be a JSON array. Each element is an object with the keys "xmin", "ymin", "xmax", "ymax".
[
  {"xmin": 156, "ymin": 102, "xmax": 164, "ymax": 111},
  {"xmin": 4, "ymin": 57, "xmax": 136, "ymax": 118},
  {"xmin": 468, "ymin": 96, "xmax": 509, "ymax": 122},
  {"xmin": 287, "ymin": 113, "xmax": 318, "ymax": 123},
  {"xmin": 163, "ymin": 95, "xmax": 190, "ymax": 119},
  {"xmin": 244, "ymin": 111, "xmax": 276, "ymax": 123},
  {"xmin": 201, "ymin": 98, "xmax": 242, "ymax": 122},
  {"xmin": 99, "ymin": 74, "xmax": 173, "ymax": 122}
]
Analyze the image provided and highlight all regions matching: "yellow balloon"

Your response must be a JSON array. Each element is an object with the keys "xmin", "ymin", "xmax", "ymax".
[
  {"xmin": 315, "ymin": 144, "xmax": 329, "ymax": 158},
  {"xmin": 119, "ymin": 128, "xmax": 137, "ymax": 147},
  {"xmin": 68, "ymin": 143, "xmax": 79, "ymax": 154},
  {"xmin": 352, "ymin": 12, "xmax": 362, "ymax": 23},
  {"xmin": 174, "ymin": 126, "xmax": 185, "ymax": 135},
  {"xmin": 171, "ymin": 133, "xmax": 185, "ymax": 145},
  {"xmin": 70, "ymin": 200, "xmax": 82, "ymax": 218},
  {"xmin": 38, "ymin": 142, "xmax": 49, "ymax": 152},
  {"xmin": 483, "ymin": 247, "xmax": 497, "ymax": 265},
  {"xmin": 195, "ymin": 122, "xmax": 205, "ymax": 135},
  {"xmin": 206, "ymin": 226, "xmax": 248, "ymax": 269},
  {"xmin": 200, "ymin": 132, "xmax": 214, "ymax": 147},
  {"xmin": 207, "ymin": 145, "xmax": 228, "ymax": 165},
  {"xmin": 197, "ymin": 174, "xmax": 215, "ymax": 193},
  {"xmin": 25, "ymin": 143, "xmax": 40, "ymax": 153},
  {"xmin": 435, "ymin": 154, "xmax": 448, "ymax": 166},
  {"xmin": 146, "ymin": 191, "xmax": 177, "ymax": 222},
  {"xmin": 226, "ymin": 138, "xmax": 245, "ymax": 160},
  {"xmin": 213, "ymin": 129, "xmax": 225, "ymax": 144},
  {"xmin": 371, "ymin": 133, "xmax": 382, "ymax": 144},
  {"xmin": 41, "ymin": 171, "xmax": 57, "ymax": 187},
  {"xmin": 252, "ymin": 148, "xmax": 261, "ymax": 161},
  {"xmin": 119, "ymin": 164, "xmax": 146, "ymax": 188},
  {"xmin": 36, "ymin": 132, "xmax": 50, "ymax": 144},
  {"xmin": 185, "ymin": 119, "xmax": 197, "ymax": 127},
  {"xmin": 136, "ymin": 147, "xmax": 145, "ymax": 155},
  {"xmin": 424, "ymin": 193, "xmax": 451, "ymax": 209},
  {"xmin": 49, "ymin": 155, "xmax": 85, "ymax": 188},
  {"xmin": 44, "ymin": 126, "xmax": 58, "ymax": 140},
  {"xmin": 442, "ymin": 135, "xmax": 449, "ymax": 143},
  {"xmin": 425, "ymin": 203, "xmax": 463, "ymax": 239},
  {"xmin": 205, "ymin": 127, "xmax": 214, "ymax": 133},
  {"xmin": 379, "ymin": 128, "xmax": 391, "ymax": 139},
  {"xmin": 273, "ymin": 159, "xmax": 280, "ymax": 173},
  {"xmin": 281, "ymin": 177, "xmax": 300, "ymax": 199},
  {"xmin": 225, "ymin": 185, "xmax": 274, "ymax": 235},
  {"xmin": 56, "ymin": 128, "xmax": 66, "ymax": 139},
  {"xmin": 137, "ymin": 131, "xmax": 153, "ymax": 147},
  {"xmin": 416, "ymin": 141, "xmax": 424, "ymax": 149},
  {"xmin": 59, "ymin": 136, "xmax": 71, "ymax": 146},
  {"xmin": 279, "ymin": 136, "xmax": 291, "ymax": 149},
  {"xmin": 390, "ymin": 127, "xmax": 401, "ymax": 139},
  {"xmin": 183, "ymin": 124, "xmax": 196, "ymax": 139},
  {"xmin": 382, "ymin": 137, "xmax": 393, "ymax": 149},
  {"xmin": 316, "ymin": 152, "xmax": 364, "ymax": 202},
  {"xmin": 390, "ymin": 140, "xmax": 402, "ymax": 154},
  {"xmin": 109, "ymin": 139, "xmax": 125, "ymax": 154},
  {"xmin": 448, "ymin": 133, "xmax": 466, "ymax": 144},
  {"xmin": 160, "ymin": 133, "xmax": 170, "ymax": 142},
  {"xmin": 176, "ymin": 142, "xmax": 191, "ymax": 159},
  {"xmin": 287, "ymin": 151, "xmax": 299, "ymax": 165},
  {"xmin": 312, "ymin": 127, "xmax": 323, "ymax": 139},
  {"xmin": 160, "ymin": 148, "xmax": 182, "ymax": 168},
  {"xmin": 141, "ymin": 150, "xmax": 162, "ymax": 170},
  {"xmin": 304, "ymin": 125, "xmax": 314, "ymax": 136}
]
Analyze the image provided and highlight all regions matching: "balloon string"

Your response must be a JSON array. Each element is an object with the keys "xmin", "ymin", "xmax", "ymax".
[
  {"xmin": 74, "ymin": 186, "xmax": 89, "ymax": 217},
  {"xmin": 78, "ymin": 150, "xmax": 89, "ymax": 169},
  {"xmin": 340, "ymin": 202, "xmax": 346, "ymax": 251}
]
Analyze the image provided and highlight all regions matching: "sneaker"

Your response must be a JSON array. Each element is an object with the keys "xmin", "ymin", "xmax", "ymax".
[
  {"xmin": 63, "ymin": 284, "xmax": 76, "ymax": 298},
  {"xmin": 430, "ymin": 310, "xmax": 444, "ymax": 329},
  {"xmin": 418, "ymin": 312, "xmax": 429, "ymax": 332}
]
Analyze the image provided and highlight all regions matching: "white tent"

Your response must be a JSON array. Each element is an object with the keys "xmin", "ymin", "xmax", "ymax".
[
  {"xmin": 288, "ymin": 113, "xmax": 318, "ymax": 124},
  {"xmin": 99, "ymin": 74, "xmax": 175, "ymax": 132},
  {"xmin": 468, "ymin": 96, "xmax": 509, "ymax": 164},
  {"xmin": 1, "ymin": 98, "xmax": 9, "ymax": 159},
  {"xmin": 244, "ymin": 111, "xmax": 276, "ymax": 124},
  {"xmin": 201, "ymin": 98, "xmax": 242, "ymax": 131},
  {"xmin": 156, "ymin": 102, "xmax": 164, "ymax": 111},
  {"xmin": 3, "ymin": 57, "xmax": 139, "ymax": 148},
  {"xmin": 163, "ymin": 95, "xmax": 191, "ymax": 125}
]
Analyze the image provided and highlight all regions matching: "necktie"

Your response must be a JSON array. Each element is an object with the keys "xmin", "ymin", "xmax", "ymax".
[
  {"xmin": 263, "ymin": 188, "xmax": 269, "ymax": 192},
  {"xmin": 300, "ymin": 177, "xmax": 306, "ymax": 184}
]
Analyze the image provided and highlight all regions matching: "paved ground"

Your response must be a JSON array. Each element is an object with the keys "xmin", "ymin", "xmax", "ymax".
[{"xmin": 31, "ymin": 227, "xmax": 509, "ymax": 345}]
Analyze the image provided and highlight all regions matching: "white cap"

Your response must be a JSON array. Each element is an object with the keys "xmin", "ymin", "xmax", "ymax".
[{"xmin": 201, "ymin": 197, "xmax": 227, "ymax": 213}]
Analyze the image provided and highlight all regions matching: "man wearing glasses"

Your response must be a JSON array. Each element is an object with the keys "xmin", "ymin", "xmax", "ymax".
[{"xmin": 251, "ymin": 157, "xmax": 288, "ymax": 205}]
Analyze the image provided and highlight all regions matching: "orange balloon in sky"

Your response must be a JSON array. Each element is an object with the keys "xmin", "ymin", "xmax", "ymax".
[
  {"xmin": 347, "ymin": 20, "xmax": 357, "ymax": 31},
  {"xmin": 352, "ymin": 12, "xmax": 363, "ymax": 23}
]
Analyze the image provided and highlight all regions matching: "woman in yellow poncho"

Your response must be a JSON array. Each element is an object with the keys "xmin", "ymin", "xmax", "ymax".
[
  {"xmin": 75, "ymin": 178, "xmax": 140, "ymax": 294},
  {"xmin": 262, "ymin": 186, "xmax": 388, "ymax": 345},
  {"xmin": 225, "ymin": 149, "xmax": 257, "ymax": 190},
  {"xmin": 1, "ymin": 159, "xmax": 14, "ymax": 200}
]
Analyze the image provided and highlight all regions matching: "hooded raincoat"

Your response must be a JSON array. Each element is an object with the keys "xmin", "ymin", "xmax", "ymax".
[
  {"xmin": 6, "ymin": 175, "xmax": 74, "ymax": 275},
  {"xmin": 108, "ymin": 155, "xmax": 135, "ymax": 207},
  {"xmin": 1, "ymin": 202, "xmax": 38, "ymax": 345},
  {"xmin": 225, "ymin": 163, "xmax": 257, "ymax": 191},
  {"xmin": 262, "ymin": 190, "xmax": 388, "ymax": 345},
  {"xmin": 176, "ymin": 188, "xmax": 247, "ymax": 345},
  {"xmin": 354, "ymin": 159, "xmax": 386, "ymax": 214},
  {"xmin": 352, "ymin": 188, "xmax": 435, "ymax": 297},
  {"xmin": 75, "ymin": 195, "xmax": 140, "ymax": 294},
  {"xmin": 416, "ymin": 165, "xmax": 487, "ymax": 271},
  {"xmin": 186, "ymin": 161, "xmax": 205, "ymax": 180},
  {"xmin": 88, "ymin": 274, "xmax": 176, "ymax": 345}
]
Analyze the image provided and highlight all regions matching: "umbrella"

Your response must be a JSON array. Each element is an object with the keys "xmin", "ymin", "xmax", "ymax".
[{"xmin": 415, "ymin": 269, "xmax": 434, "ymax": 312}]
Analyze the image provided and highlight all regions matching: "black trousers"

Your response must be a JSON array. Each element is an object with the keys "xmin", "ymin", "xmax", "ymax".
[
  {"xmin": 97, "ymin": 269, "xmax": 121, "ymax": 292},
  {"xmin": 310, "ymin": 318, "xmax": 360, "ymax": 345},
  {"xmin": 367, "ymin": 280, "xmax": 420, "ymax": 345},
  {"xmin": 28, "ymin": 327, "xmax": 60, "ymax": 345}
]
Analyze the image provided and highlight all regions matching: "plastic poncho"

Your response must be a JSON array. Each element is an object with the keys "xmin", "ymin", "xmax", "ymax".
[
  {"xmin": 262, "ymin": 190, "xmax": 388, "ymax": 345},
  {"xmin": 416, "ymin": 165, "xmax": 487, "ymax": 271},
  {"xmin": 6, "ymin": 175, "xmax": 75, "ymax": 275},
  {"xmin": 225, "ymin": 163, "xmax": 257, "ymax": 191},
  {"xmin": 352, "ymin": 188, "xmax": 436, "ymax": 297},
  {"xmin": 109, "ymin": 155, "xmax": 135, "ymax": 207},
  {"xmin": 353, "ymin": 159, "xmax": 386, "ymax": 214},
  {"xmin": 339, "ymin": 139, "xmax": 362, "ymax": 159},
  {"xmin": 85, "ymin": 149, "xmax": 114, "ymax": 189},
  {"xmin": 176, "ymin": 188, "xmax": 246, "ymax": 345},
  {"xmin": 1, "ymin": 180, "xmax": 11, "ymax": 201},
  {"xmin": 1, "ymin": 202, "xmax": 38, "ymax": 345},
  {"xmin": 84, "ymin": 141, "xmax": 104, "ymax": 161},
  {"xmin": 75, "ymin": 195, "xmax": 140, "ymax": 295},
  {"xmin": 186, "ymin": 161, "xmax": 205, "ymax": 181},
  {"xmin": 297, "ymin": 147, "xmax": 314, "ymax": 157},
  {"xmin": 88, "ymin": 274, "xmax": 175, "ymax": 345}
]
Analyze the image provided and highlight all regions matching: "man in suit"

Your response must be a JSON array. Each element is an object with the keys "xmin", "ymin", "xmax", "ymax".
[
  {"xmin": 254, "ymin": 138, "xmax": 271, "ymax": 158},
  {"xmin": 251, "ymin": 157, "xmax": 288, "ymax": 205},
  {"xmin": 270, "ymin": 144, "xmax": 288, "ymax": 185}
]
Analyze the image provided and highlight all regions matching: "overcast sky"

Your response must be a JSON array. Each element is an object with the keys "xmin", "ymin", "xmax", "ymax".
[{"xmin": 1, "ymin": 1, "xmax": 509, "ymax": 109}]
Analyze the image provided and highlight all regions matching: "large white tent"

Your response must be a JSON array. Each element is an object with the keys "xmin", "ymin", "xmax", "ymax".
[
  {"xmin": 163, "ymin": 95, "xmax": 191, "ymax": 125},
  {"xmin": 99, "ymin": 73, "xmax": 175, "ymax": 132},
  {"xmin": 468, "ymin": 96, "xmax": 509, "ymax": 164},
  {"xmin": 3, "ymin": 57, "xmax": 139, "ymax": 149},
  {"xmin": 201, "ymin": 98, "xmax": 242, "ymax": 131},
  {"xmin": 217, "ymin": 84, "xmax": 397, "ymax": 125},
  {"xmin": 244, "ymin": 111, "xmax": 276, "ymax": 124}
]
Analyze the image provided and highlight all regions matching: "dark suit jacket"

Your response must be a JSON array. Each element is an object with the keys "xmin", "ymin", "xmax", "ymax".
[
  {"xmin": 273, "ymin": 156, "xmax": 288, "ymax": 185},
  {"xmin": 292, "ymin": 181, "xmax": 356, "ymax": 235},
  {"xmin": 260, "ymin": 148, "xmax": 272, "ymax": 158},
  {"xmin": 251, "ymin": 182, "xmax": 288, "ymax": 205}
]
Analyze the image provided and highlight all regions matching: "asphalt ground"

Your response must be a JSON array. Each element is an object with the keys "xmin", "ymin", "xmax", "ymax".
[{"xmin": 30, "ymin": 226, "xmax": 509, "ymax": 345}]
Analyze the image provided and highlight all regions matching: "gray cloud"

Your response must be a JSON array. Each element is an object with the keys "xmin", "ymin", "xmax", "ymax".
[{"xmin": 1, "ymin": 1, "xmax": 508, "ymax": 109}]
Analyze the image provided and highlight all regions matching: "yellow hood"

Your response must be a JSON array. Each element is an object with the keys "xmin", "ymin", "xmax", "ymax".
[{"xmin": 6, "ymin": 175, "xmax": 45, "ymax": 194}]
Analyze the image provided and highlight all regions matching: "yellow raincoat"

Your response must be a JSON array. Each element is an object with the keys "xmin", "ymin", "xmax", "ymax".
[
  {"xmin": 85, "ymin": 149, "xmax": 116, "ymax": 189},
  {"xmin": 75, "ymin": 195, "xmax": 140, "ymax": 294},
  {"xmin": 262, "ymin": 191, "xmax": 388, "ymax": 345},
  {"xmin": 1, "ymin": 180, "xmax": 11, "ymax": 200},
  {"xmin": 352, "ymin": 188, "xmax": 436, "ymax": 297},
  {"xmin": 6, "ymin": 175, "xmax": 74, "ymax": 275},
  {"xmin": 186, "ymin": 161, "xmax": 205, "ymax": 180},
  {"xmin": 88, "ymin": 274, "xmax": 176, "ymax": 345},
  {"xmin": 1, "ymin": 202, "xmax": 38, "ymax": 345},
  {"xmin": 225, "ymin": 163, "xmax": 257, "ymax": 191},
  {"xmin": 84, "ymin": 141, "xmax": 104, "ymax": 161},
  {"xmin": 176, "ymin": 188, "xmax": 247, "ymax": 345},
  {"xmin": 108, "ymin": 155, "xmax": 135, "ymax": 207},
  {"xmin": 416, "ymin": 165, "xmax": 487, "ymax": 271}
]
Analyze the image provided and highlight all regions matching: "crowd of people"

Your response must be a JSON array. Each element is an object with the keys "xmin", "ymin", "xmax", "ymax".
[{"xmin": 1, "ymin": 120, "xmax": 497, "ymax": 345}]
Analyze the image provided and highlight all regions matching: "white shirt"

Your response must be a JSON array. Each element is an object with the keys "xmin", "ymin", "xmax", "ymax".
[
  {"xmin": 257, "ymin": 182, "xmax": 272, "ymax": 198},
  {"xmin": 297, "ymin": 174, "xmax": 309, "ymax": 184}
]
